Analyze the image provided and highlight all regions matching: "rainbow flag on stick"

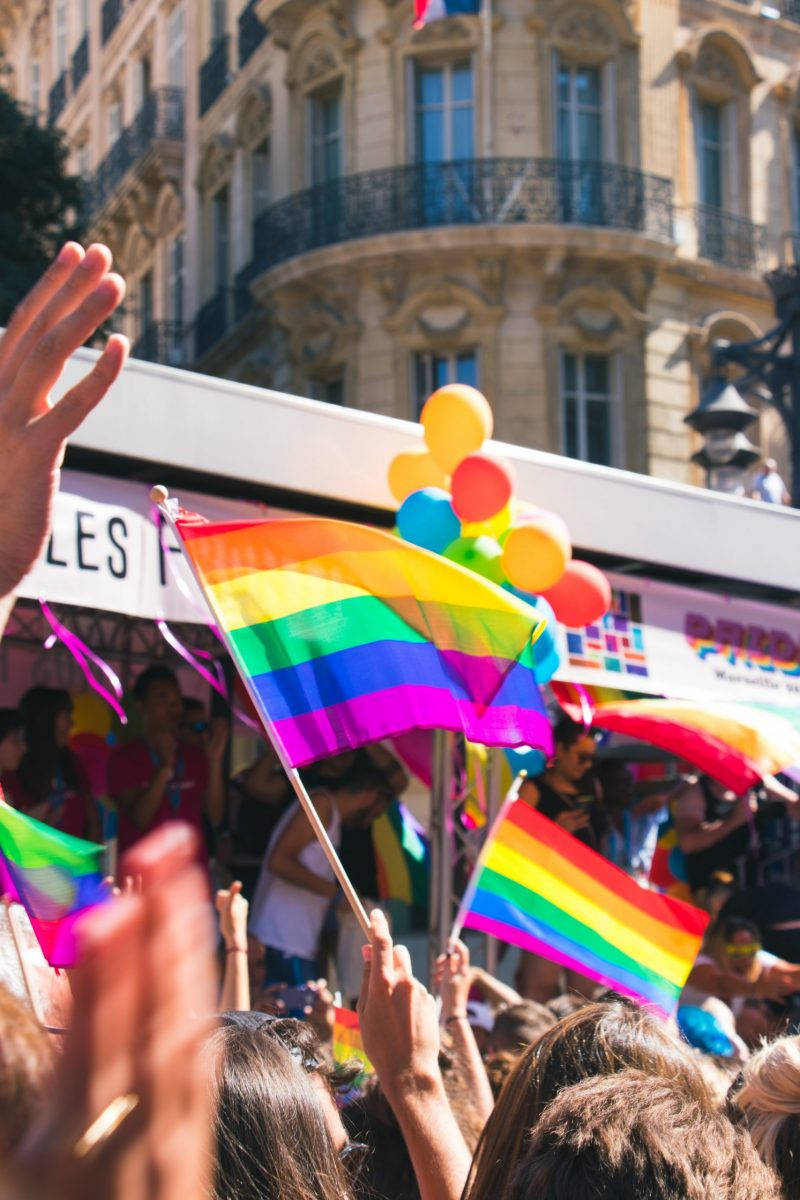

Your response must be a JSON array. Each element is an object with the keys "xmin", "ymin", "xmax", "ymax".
[
  {"xmin": 171, "ymin": 511, "xmax": 552, "ymax": 766},
  {"xmin": 0, "ymin": 800, "xmax": 109, "ymax": 967},
  {"xmin": 332, "ymin": 1006, "xmax": 373, "ymax": 1076},
  {"xmin": 455, "ymin": 798, "xmax": 708, "ymax": 1017}
]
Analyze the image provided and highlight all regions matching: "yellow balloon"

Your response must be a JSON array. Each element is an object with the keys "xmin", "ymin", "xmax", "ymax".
[
  {"xmin": 71, "ymin": 690, "xmax": 112, "ymax": 738},
  {"xmin": 461, "ymin": 502, "xmax": 513, "ymax": 541},
  {"xmin": 501, "ymin": 515, "xmax": 572, "ymax": 593},
  {"xmin": 420, "ymin": 384, "xmax": 493, "ymax": 474},
  {"xmin": 387, "ymin": 447, "xmax": 449, "ymax": 503}
]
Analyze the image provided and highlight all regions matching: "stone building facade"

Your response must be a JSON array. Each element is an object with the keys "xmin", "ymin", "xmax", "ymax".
[{"xmin": 2, "ymin": 0, "xmax": 800, "ymax": 486}]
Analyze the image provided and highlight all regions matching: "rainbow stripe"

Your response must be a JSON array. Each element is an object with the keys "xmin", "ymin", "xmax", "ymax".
[
  {"xmin": 0, "ymin": 800, "xmax": 108, "ymax": 967},
  {"xmin": 458, "ymin": 798, "xmax": 708, "ymax": 1016},
  {"xmin": 332, "ymin": 1006, "xmax": 373, "ymax": 1075},
  {"xmin": 174, "ymin": 513, "xmax": 552, "ymax": 766}
]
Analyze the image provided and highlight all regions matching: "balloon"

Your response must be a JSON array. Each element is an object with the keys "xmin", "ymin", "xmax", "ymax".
[
  {"xmin": 451, "ymin": 454, "xmax": 514, "ymax": 522},
  {"xmin": 420, "ymin": 384, "xmax": 493, "ymax": 473},
  {"xmin": 443, "ymin": 535, "xmax": 505, "ymax": 586},
  {"xmin": 71, "ymin": 690, "xmax": 112, "ymax": 738},
  {"xmin": 502, "ymin": 587, "xmax": 562, "ymax": 683},
  {"xmin": 387, "ymin": 447, "xmax": 448, "ymax": 502},
  {"xmin": 461, "ymin": 502, "xmax": 512, "ymax": 541},
  {"xmin": 396, "ymin": 487, "xmax": 461, "ymax": 554},
  {"xmin": 501, "ymin": 513, "xmax": 572, "ymax": 593},
  {"xmin": 505, "ymin": 745, "xmax": 547, "ymax": 778},
  {"xmin": 541, "ymin": 560, "xmax": 611, "ymax": 628}
]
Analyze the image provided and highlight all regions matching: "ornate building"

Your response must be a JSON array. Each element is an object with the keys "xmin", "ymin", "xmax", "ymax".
[{"xmin": 2, "ymin": 0, "xmax": 800, "ymax": 485}]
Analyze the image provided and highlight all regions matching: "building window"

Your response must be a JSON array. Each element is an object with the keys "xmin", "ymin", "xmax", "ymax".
[
  {"xmin": 212, "ymin": 186, "xmax": 230, "ymax": 290},
  {"xmin": 413, "ymin": 348, "xmax": 478, "ymax": 418},
  {"xmin": 697, "ymin": 101, "xmax": 724, "ymax": 209},
  {"xmin": 211, "ymin": 0, "xmax": 226, "ymax": 44},
  {"xmin": 30, "ymin": 60, "xmax": 41, "ymax": 118},
  {"xmin": 251, "ymin": 138, "xmax": 270, "ymax": 220},
  {"xmin": 78, "ymin": 0, "xmax": 90, "ymax": 35},
  {"xmin": 166, "ymin": 235, "xmax": 185, "ymax": 363},
  {"xmin": 77, "ymin": 142, "xmax": 91, "ymax": 178},
  {"xmin": 309, "ymin": 376, "xmax": 345, "ymax": 405},
  {"xmin": 167, "ymin": 4, "xmax": 186, "ymax": 88},
  {"xmin": 133, "ymin": 58, "xmax": 152, "ymax": 113},
  {"xmin": 138, "ymin": 271, "xmax": 153, "ymax": 338},
  {"xmin": 108, "ymin": 97, "xmax": 122, "ymax": 147},
  {"xmin": 308, "ymin": 87, "xmax": 342, "ymax": 185},
  {"xmin": 414, "ymin": 61, "xmax": 474, "ymax": 163},
  {"xmin": 55, "ymin": 0, "xmax": 68, "ymax": 72},
  {"xmin": 556, "ymin": 60, "xmax": 604, "ymax": 162},
  {"xmin": 560, "ymin": 350, "xmax": 618, "ymax": 467}
]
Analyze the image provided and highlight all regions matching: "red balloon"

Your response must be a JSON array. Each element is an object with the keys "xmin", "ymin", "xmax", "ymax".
[
  {"xmin": 541, "ymin": 560, "xmax": 611, "ymax": 628},
  {"xmin": 451, "ymin": 454, "xmax": 514, "ymax": 522}
]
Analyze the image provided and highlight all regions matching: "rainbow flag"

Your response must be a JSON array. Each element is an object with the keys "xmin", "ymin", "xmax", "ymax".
[
  {"xmin": 172, "ymin": 511, "xmax": 552, "ymax": 766},
  {"xmin": 456, "ymin": 798, "xmax": 708, "ymax": 1016},
  {"xmin": 0, "ymin": 800, "xmax": 109, "ymax": 967},
  {"xmin": 332, "ymin": 1006, "xmax": 373, "ymax": 1075}
]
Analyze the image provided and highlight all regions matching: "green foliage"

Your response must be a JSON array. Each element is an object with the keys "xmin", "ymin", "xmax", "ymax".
[{"xmin": 0, "ymin": 86, "xmax": 84, "ymax": 323}]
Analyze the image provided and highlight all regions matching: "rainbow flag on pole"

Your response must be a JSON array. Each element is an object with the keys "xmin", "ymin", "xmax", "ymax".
[
  {"xmin": 0, "ymin": 800, "xmax": 109, "ymax": 967},
  {"xmin": 332, "ymin": 1006, "xmax": 373, "ymax": 1075},
  {"xmin": 172, "ymin": 512, "xmax": 552, "ymax": 766},
  {"xmin": 456, "ymin": 798, "xmax": 708, "ymax": 1016}
]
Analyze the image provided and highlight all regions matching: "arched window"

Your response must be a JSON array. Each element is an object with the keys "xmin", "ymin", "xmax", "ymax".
[{"xmin": 236, "ymin": 87, "xmax": 273, "ymax": 259}]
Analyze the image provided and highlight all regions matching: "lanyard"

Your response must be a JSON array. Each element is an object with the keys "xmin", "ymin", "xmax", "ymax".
[{"xmin": 148, "ymin": 746, "xmax": 186, "ymax": 812}]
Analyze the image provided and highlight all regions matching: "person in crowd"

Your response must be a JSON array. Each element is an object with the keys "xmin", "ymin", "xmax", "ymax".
[
  {"xmin": 179, "ymin": 696, "xmax": 208, "ymax": 747},
  {"xmin": 751, "ymin": 458, "xmax": 790, "ymax": 505},
  {"xmin": 0, "ymin": 709, "xmax": 25, "ymax": 777},
  {"xmin": 509, "ymin": 1069, "xmax": 781, "ymax": 1200},
  {"xmin": 107, "ymin": 664, "xmax": 227, "ymax": 858},
  {"xmin": 2, "ymin": 686, "xmax": 99, "ymax": 840},
  {"xmin": 682, "ymin": 915, "xmax": 800, "ymax": 1021},
  {"xmin": 217, "ymin": 880, "xmax": 251, "ymax": 1013},
  {"xmin": 732, "ymin": 1035, "xmax": 800, "ymax": 1199},
  {"xmin": 462, "ymin": 999, "xmax": 715, "ymax": 1200},
  {"xmin": 485, "ymin": 1000, "xmax": 556, "ymax": 1056},
  {"xmin": 250, "ymin": 763, "xmax": 391, "ymax": 986},
  {"xmin": 596, "ymin": 759, "xmax": 669, "ymax": 880},
  {"xmin": 220, "ymin": 741, "xmax": 293, "ymax": 901},
  {"xmin": 719, "ymin": 880, "xmax": 800, "ymax": 964}
]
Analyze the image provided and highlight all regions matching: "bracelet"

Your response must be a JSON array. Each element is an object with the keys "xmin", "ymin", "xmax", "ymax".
[
  {"xmin": 445, "ymin": 1014, "xmax": 469, "ymax": 1025},
  {"xmin": 225, "ymin": 947, "xmax": 248, "ymax": 955}
]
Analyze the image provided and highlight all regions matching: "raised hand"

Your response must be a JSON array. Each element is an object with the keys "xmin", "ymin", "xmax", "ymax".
[
  {"xmin": 215, "ymin": 880, "xmax": 248, "ymax": 953},
  {"xmin": 434, "ymin": 938, "xmax": 473, "ymax": 1022},
  {"xmin": 0, "ymin": 243, "xmax": 127, "ymax": 599}
]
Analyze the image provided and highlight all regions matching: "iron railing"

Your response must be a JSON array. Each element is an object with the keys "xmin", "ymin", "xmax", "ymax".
[
  {"xmin": 193, "ymin": 286, "xmax": 255, "ymax": 359},
  {"xmin": 71, "ymin": 34, "xmax": 89, "ymax": 92},
  {"xmin": 48, "ymin": 71, "xmax": 68, "ymax": 124},
  {"xmin": 101, "ymin": 0, "xmax": 124, "ymax": 44},
  {"xmin": 199, "ymin": 35, "xmax": 230, "ymax": 116},
  {"xmin": 90, "ymin": 88, "xmax": 184, "ymax": 217},
  {"xmin": 781, "ymin": 0, "xmax": 800, "ymax": 21},
  {"xmin": 239, "ymin": 1, "xmax": 268, "ymax": 67},
  {"xmin": 695, "ymin": 204, "xmax": 766, "ymax": 273},
  {"xmin": 132, "ymin": 321, "xmax": 188, "ymax": 368},
  {"xmin": 250, "ymin": 158, "xmax": 674, "ymax": 275}
]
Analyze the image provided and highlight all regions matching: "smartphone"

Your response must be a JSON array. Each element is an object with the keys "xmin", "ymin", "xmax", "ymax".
[{"xmin": 282, "ymin": 985, "xmax": 315, "ymax": 1017}]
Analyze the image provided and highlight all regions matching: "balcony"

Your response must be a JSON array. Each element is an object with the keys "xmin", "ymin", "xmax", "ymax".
[
  {"xmin": 90, "ymin": 88, "xmax": 184, "ymax": 218},
  {"xmin": 695, "ymin": 205, "xmax": 766, "ymax": 273},
  {"xmin": 199, "ymin": 35, "xmax": 230, "ymax": 117},
  {"xmin": 248, "ymin": 158, "xmax": 674, "ymax": 277},
  {"xmin": 102, "ymin": 0, "xmax": 124, "ymax": 44},
  {"xmin": 48, "ymin": 71, "xmax": 68, "ymax": 124},
  {"xmin": 132, "ymin": 322, "xmax": 188, "ymax": 368},
  {"xmin": 193, "ymin": 285, "xmax": 255, "ymax": 360},
  {"xmin": 71, "ymin": 33, "xmax": 89, "ymax": 93},
  {"xmin": 239, "ymin": 1, "xmax": 268, "ymax": 68}
]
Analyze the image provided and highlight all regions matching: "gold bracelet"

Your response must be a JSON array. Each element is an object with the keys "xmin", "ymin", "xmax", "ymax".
[{"xmin": 73, "ymin": 1093, "xmax": 139, "ymax": 1159}]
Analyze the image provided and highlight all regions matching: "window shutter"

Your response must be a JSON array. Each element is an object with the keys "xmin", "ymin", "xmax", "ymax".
[{"xmin": 723, "ymin": 100, "xmax": 740, "ymax": 214}]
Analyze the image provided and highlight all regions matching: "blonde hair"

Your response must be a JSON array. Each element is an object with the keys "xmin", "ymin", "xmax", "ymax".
[{"xmin": 735, "ymin": 1037, "xmax": 800, "ymax": 1196}]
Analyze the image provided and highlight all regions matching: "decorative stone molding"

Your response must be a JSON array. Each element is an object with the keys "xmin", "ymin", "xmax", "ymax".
[
  {"xmin": 535, "ymin": 0, "xmax": 638, "ymax": 53},
  {"xmin": 477, "ymin": 256, "xmax": 507, "ymax": 306},
  {"xmin": 678, "ymin": 26, "xmax": 760, "ymax": 96},
  {"xmin": 286, "ymin": 30, "xmax": 344, "ymax": 89},
  {"xmin": 196, "ymin": 134, "xmax": 235, "ymax": 193},
  {"xmin": 235, "ymin": 85, "xmax": 273, "ymax": 147},
  {"xmin": 383, "ymin": 280, "xmax": 504, "ymax": 338},
  {"xmin": 538, "ymin": 280, "xmax": 647, "ymax": 352},
  {"xmin": 372, "ymin": 263, "xmax": 408, "ymax": 308},
  {"xmin": 412, "ymin": 17, "xmax": 474, "ymax": 45},
  {"xmin": 271, "ymin": 278, "xmax": 361, "ymax": 371},
  {"xmin": 154, "ymin": 182, "xmax": 183, "ymax": 238}
]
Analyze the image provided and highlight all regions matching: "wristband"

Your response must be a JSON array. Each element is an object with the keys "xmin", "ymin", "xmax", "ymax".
[{"xmin": 445, "ymin": 1014, "xmax": 469, "ymax": 1025}]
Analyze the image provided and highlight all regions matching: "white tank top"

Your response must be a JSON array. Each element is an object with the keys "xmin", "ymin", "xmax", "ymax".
[{"xmin": 249, "ymin": 793, "xmax": 341, "ymax": 960}]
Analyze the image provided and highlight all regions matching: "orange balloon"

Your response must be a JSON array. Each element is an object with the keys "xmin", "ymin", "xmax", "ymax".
[
  {"xmin": 451, "ymin": 454, "xmax": 514, "ymax": 522},
  {"xmin": 387, "ymin": 447, "xmax": 449, "ymax": 503},
  {"xmin": 420, "ymin": 384, "xmax": 493, "ymax": 474},
  {"xmin": 541, "ymin": 560, "xmax": 611, "ymax": 628},
  {"xmin": 501, "ymin": 514, "xmax": 572, "ymax": 593}
]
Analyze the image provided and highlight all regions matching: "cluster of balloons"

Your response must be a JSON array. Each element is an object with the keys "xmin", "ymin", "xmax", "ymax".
[{"xmin": 387, "ymin": 383, "xmax": 612, "ymax": 654}]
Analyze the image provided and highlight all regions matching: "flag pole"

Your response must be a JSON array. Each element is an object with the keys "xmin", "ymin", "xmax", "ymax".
[{"xmin": 150, "ymin": 487, "xmax": 371, "ymax": 939}]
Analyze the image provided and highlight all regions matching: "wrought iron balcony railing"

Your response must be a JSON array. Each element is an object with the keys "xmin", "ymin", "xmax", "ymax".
[
  {"xmin": 249, "ymin": 158, "xmax": 674, "ymax": 276},
  {"xmin": 90, "ymin": 88, "xmax": 185, "ymax": 217},
  {"xmin": 193, "ymin": 285, "xmax": 255, "ymax": 359},
  {"xmin": 695, "ymin": 205, "xmax": 766, "ymax": 273},
  {"xmin": 48, "ymin": 71, "xmax": 68, "ymax": 124},
  {"xmin": 71, "ymin": 34, "xmax": 89, "ymax": 93},
  {"xmin": 102, "ymin": 0, "xmax": 124, "ymax": 44},
  {"xmin": 199, "ymin": 35, "xmax": 230, "ymax": 117},
  {"xmin": 239, "ymin": 1, "xmax": 268, "ymax": 67},
  {"xmin": 132, "ymin": 321, "xmax": 188, "ymax": 368}
]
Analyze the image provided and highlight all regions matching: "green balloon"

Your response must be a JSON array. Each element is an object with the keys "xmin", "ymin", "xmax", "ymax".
[{"xmin": 443, "ymin": 535, "xmax": 505, "ymax": 586}]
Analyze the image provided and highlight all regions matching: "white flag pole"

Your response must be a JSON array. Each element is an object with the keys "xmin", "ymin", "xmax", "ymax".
[{"xmin": 150, "ymin": 487, "xmax": 371, "ymax": 939}]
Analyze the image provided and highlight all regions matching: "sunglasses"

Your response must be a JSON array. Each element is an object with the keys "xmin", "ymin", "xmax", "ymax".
[{"xmin": 726, "ymin": 942, "xmax": 762, "ymax": 957}]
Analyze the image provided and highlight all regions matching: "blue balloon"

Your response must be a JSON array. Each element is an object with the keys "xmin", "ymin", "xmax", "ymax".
[
  {"xmin": 397, "ymin": 487, "xmax": 461, "ymax": 554},
  {"xmin": 503, "ymin": 586, "xmax": 562, "ymax": 681},
  {"xmin": 505, "ymin": 745, "xmax": 547, "ymax": 777},
  {"xmin": 677, "ymin": 1006, "xmax": 735, "ymax": 1058}
]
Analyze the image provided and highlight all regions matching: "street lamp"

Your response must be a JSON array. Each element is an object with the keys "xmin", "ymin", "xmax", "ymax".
[{"xmin": 685, "ymin": 376, "xmax": 761, "ymax": 495}]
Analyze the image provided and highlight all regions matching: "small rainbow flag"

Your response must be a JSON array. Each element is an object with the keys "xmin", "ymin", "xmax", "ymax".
[
  {"xmin": 172, "ymin": 511, "xmax": 552, "ymax": 766},
  {"xmin": 0, "ymin": 800, "xmax": 109, "ymax": 967},
  {"xmin": 332, "ymin": 1006, "xmax": 373, "ymax": 1075},
  {"xmin": 456, "ymin": 798, "xmax": 708, "ymax": 1016}
]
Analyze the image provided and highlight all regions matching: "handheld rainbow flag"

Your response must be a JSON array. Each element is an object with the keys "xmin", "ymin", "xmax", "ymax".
[
  {"xmin": 0, "ymin": 800, "xmax": 109, "ymax": 967},
  {"xmin": 455, "ymin": 797, "xmax": 708, "ymax": 1016},
  {"xmin": 170, "ymin": 510, "xmax": 553, "ymax": 766},
  {"xmin": 332, "ymin": 1006, "xmax": 373, "ymax": 1076}
]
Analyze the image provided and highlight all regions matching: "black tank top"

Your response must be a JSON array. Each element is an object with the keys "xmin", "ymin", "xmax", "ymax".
[
  {"xmin": 534, "ymin": 779, "xmax": 604, "ymax": 851},
  {"xmin": 684, "ymin": 778, "xmax": 752, "ymax": 890}
]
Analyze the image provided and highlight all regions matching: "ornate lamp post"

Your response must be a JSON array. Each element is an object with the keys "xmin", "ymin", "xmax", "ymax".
[{"xmin": 685, "ymin": 377, "xmax": 761, "ymax": 494}]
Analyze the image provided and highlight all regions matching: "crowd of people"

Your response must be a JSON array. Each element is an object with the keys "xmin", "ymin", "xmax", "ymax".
[{"xmin": 1, "ymin": 246, "xmax": 800, "ymax": 1198}]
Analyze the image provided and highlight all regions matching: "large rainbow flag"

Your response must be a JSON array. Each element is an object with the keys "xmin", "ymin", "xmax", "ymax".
[
  {"xmin": 456, "ymin": 797, "xmax": 708, "ymax": 1016},
  {"xmin": 172, "ymin": 511, "xmax": 553, "ymax": 766},
  {"xmin": 0, "ymin": 800, "xmax": 109, "ymax": 967}
]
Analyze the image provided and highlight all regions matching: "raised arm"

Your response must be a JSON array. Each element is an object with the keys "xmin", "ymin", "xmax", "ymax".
[
  {"xmin": 434, "ymin": 939, "xmax": 494, "ymax": 1128},
  {"xmin": 217, "ymin": 881, "xmax": 250, "ymax": 1013},
  {"xmin": 268, "ymin": 795, "xmax": 338, "ymax": 899}
]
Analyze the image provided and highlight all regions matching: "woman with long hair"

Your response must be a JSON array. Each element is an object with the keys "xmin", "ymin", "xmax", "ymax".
[
  {"xmin": 3, "ymin": 687, "xmax": 99, "ymax": 840},
  {"xmin": 732, "ymin": 1036, "xmax": 800, "ymax": 1199}
]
